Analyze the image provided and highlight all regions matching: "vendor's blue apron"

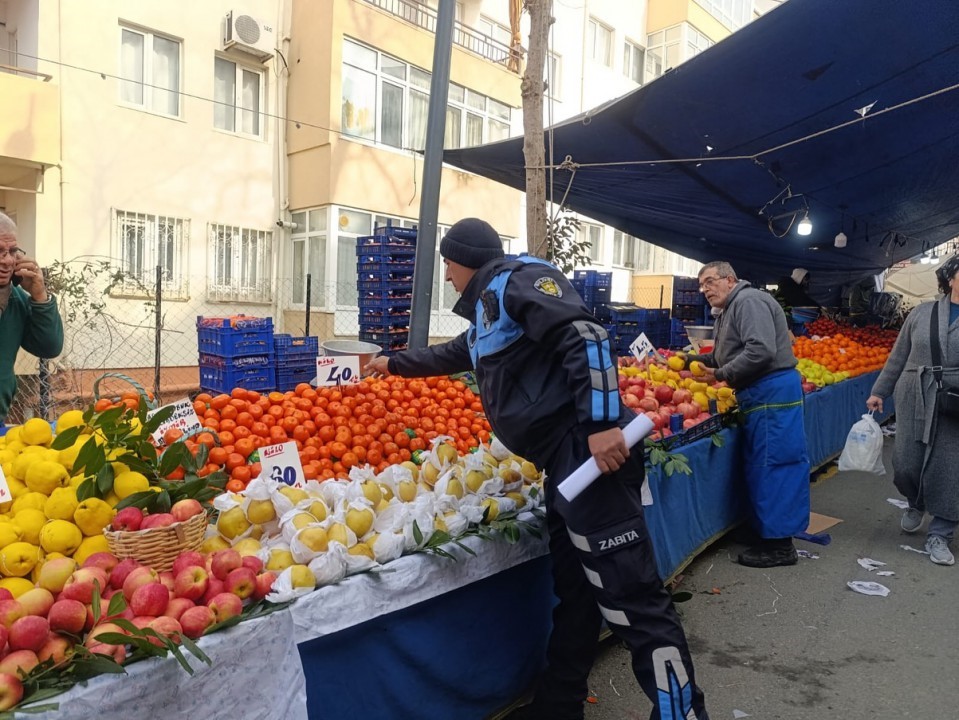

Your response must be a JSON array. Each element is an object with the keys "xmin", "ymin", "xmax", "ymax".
[{"xmin": 736, "ymin": 368, "xmax": 810, "ymax": 539}]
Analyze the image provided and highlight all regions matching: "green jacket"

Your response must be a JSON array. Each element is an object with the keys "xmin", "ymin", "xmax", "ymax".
[{"xmin": 0, "ymin": 287, "xmax": 64, "ymax": 422}]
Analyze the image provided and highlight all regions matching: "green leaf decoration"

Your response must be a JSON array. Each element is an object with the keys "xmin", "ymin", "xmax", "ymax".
[
  {"xmin": 96, "ymin": 464, "xmax": 115, "ymax": 496},
  {"xmin": 76, "ymin": 478, "xmax": 98, "ymax": 502},
  {"xmin": 50, "ymin": 426, "xmax": 82, "ymax": 451}
]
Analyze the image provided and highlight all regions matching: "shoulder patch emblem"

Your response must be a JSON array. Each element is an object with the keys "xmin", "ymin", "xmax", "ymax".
[{"xmin": 534, "ymin": 277, "xmax": 563, "ymax": 298}]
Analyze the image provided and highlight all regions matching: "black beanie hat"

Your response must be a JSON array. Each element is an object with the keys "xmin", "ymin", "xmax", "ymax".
[{"xmin": 439, "ymin": 218, "xmax": 504, "ymax": 269}]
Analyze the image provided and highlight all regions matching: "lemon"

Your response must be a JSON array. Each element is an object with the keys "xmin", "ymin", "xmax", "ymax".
[
  {"xmin": 113, "ymin": 471, "xmax": 149, "ymax": 500},
  {"xmin": 20, "ymin": 418, "xmax": 53, "ymax": 447},
  {"xmin": 12, "ymin": 492, "xmax": 49, "ymax": 515},
  {"xmin": 13, "ymin": 508, "xmax": 47, "ymax": 545},
  {"xmin": 0, "ymin": 524, "xmax": 23, "ymax": 550},
  {"xmin": 25, "ymin": 460, "xmax": 71, "ymax": 495},
  {"xmin": 55, "ymin": 410, "xmax": 86, "ymax": 434},
  {"xmin": 0, "ymin": 577, "xmax": 35, "ymax": 597},
  {"xmin": 39, "ymin": 520, "xmax": 84, "ymax": 555},
  {"xmin": 44, "ymin": 487, "xmax": 79, "ymax": 521},
  {"xmin": 0, "ymin": 450, "xmax": 13, "ymax": 465},
  {"xmin": 200, "ymin": 535, "xmax": 231, "ymax": 554},
  {"xmin": 72, "ymin": 534, "xmax": 110, "ymax": 565},
  {"xmin": 58, "ymin": 439, "xmax": 89, "ymax": 473},
  {"xmin": 3, "ymin": 440, "xmax": 24, "ymax": 456},
  {"xmin": 73, "ymin": 498, "xmax": 115, "ymax": 536},
  {"xmin": 11, "ymin": 452, "xmax": 40, "ymax": 481},
  {"xmin": 289, "ymin": 564, "xmax": 315, "ymax": 590},
  {"xmin": 3, "ymin": 427, "xmax": 21, "ymax": 444},
  {"xmin": 265, "ymin": 548, "xmax": 295, "ymax": 571},
  {"xmin": 245, "ymin": 499, "xmax": 276, "ymax": 525},
  {"xmin": 216, "ymin": 506, "xmax": 251, "ymax": 540},
  {"xmin": 0, "ymin": 541, "xmax": 40, "ymax": 577}
]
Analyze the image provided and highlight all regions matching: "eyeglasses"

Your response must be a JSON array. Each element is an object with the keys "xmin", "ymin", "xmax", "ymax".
[
  {"xmin": 698, "ymin": 275, "xmax": 727, "ymax": 292},
  {"xmin": 0, "ymin": 248, "xmax": 25, "ymax": 261}
]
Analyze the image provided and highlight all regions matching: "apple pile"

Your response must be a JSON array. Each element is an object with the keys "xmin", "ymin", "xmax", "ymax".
[{"xmin": 109, "ymin": 497, "xmax": 206, "ymax": 532}]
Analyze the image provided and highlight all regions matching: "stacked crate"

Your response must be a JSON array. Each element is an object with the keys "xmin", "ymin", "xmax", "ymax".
[
  {"xmin": 599, "ymin": 305, "xmax": 672, "ymax": 357},
  {"xmin": 197, "ymin": 316, "xmax": 275, "ymax": 394},
  {"xmin": 571, "ymin": 270, "xmax": 612, "ymax": 318},
  {"xmin": 357, "ymin": 226, "xmax": 417, "ymax": 356},
  {"xmin": 274, "ymin": 334, "xmax": 319, "ymax": 391},
  {"xmin": 670, "ymin": 277, "xmax": 707, "ymax": 348}
]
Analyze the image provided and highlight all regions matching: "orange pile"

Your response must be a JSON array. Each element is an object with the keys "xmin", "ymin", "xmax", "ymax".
[
  {"xmin": 793, "ymin": 333, "xmax": 890, "ymax": 377},
  {"xmin": 176, "ymin": 377, "xmax": 490, "ymax": 492}
]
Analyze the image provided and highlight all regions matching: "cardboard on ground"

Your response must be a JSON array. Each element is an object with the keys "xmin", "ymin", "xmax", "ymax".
[{"xmin": 806, "ymin": 512, "xmax": 842, "ymax": 535}]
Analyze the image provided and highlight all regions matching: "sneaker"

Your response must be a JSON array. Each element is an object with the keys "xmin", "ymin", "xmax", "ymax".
[
  {"xmin": 926, "ymin": 535, "xmax": 955, "ymax": 566},
  {"xmin": 738, "ymin": 542, "xmax": 799, "ymax": 568},
  {"xmin": 901, "ymin": 508, "xmax": 924, "ymax": 533}
]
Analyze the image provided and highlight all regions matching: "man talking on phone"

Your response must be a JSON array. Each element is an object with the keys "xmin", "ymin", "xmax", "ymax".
[{"xmin": 0, "ymin": 211, "xmax": 63, "ymax": 426}]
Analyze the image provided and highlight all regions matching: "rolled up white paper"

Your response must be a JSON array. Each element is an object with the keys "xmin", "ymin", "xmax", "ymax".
[{"xmin": 557, "ymin": 413, "xmax": 656, "ymax": 502}]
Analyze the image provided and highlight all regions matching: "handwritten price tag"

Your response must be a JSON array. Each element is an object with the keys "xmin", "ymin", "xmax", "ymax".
[
  {"xmin": 0, "ymin": 464, "xmax": 10, "ymax": 504},
  {"xmin": 147, "ymin": 398, "xmax": 203, "ymax": 446},
  {"xmin": 316, "ymin": 355, "xmax": 361, "ymax": 386},
  {"xmin": 259, "ymin": 441, "xmax": 306, "ymax": 489},
  {"xmin": 629, "ymin": 333, "xmax": 663, "ymax": 364}
]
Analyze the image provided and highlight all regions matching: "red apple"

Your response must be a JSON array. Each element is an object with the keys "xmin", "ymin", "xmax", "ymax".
[
  {"xmin": 672, "ymin": 389, "xmax": 692, "ymax": 405},
  {"xmin": 86, "ymin": 642, "xmax": 126, "ymax": 664},
  {"xmin": 140, "ymin": 513, "xmax": 176, "ymax": 530},
  {"xmin": 170, "ymin": 499, "xmax": 204, "ymax": 523},
  {"xmin": 0, "ymin": 600, "xmax": 25, "ymax": 630},
  {"xmin": 122, "ymin": 567, "xmax": 159, "ymax": 602},
  {"xmin": 210, "ymin": 549, "xmax": 243, "ymax": 581},
  {"xmin": 241, "ymin": 556, "xmax": 263, "ymax": 574},
  {"xmin": 172, "ymin": 551, "xmax": 207, "ymax": 578},
  {"xmin": 48, "ymin": 599, "xmax": 87, "ymax": 635},
  {"xmin": 179, "ymin": 605, "xmax": 216, "ymax": 639},
  {"xmin": 173, "ymin": 567, "xmax": 209, "ymax": 602},
  {"xmin": 8, "ymin": 616, "xmax": 49, "ymax": 653},
  {"xmin": 0, "ymin": 590, "xmax": 12, "ymax": 603},
  {"xmin": 0, "ymin": 672, "xmax": 23, "ymax": 711},
  {"xmin": 201, "ymin": 577, "xmax": 225, "ymax": 606},
  {"xmin": 62, "ymin": 567, "xmax": 109, "ymax": 605},
  {"xmin": 0, "ymin": 650, "xmax": 37, "ymax": 677},
  {"xmin": 109, "ymin": 558, "xmax": 141, "ymax": 590},
  {"xmin": 163, "ymin": 597, "xmax": 196, "ymax": 621},
  {"xmin": 85, "ymin": 621, "xmax": 127, "ymax": 647},
  {"xmin": 147, "ymin": 616, "xmax": 183, "ymax": 647},
  {"xmin": 37, "ymin": 635, "xmax": 74, "ymax": 666},
  {"xmin": 17, "ymin": 588, "xmax": 54, "ymax": 618},
  {"xmin": 224, "ymin": 567, "xmax": 256, "ymax": 600},
  {"xmin": 653, "ymin": 385, "xmax": 674, "ymax": 404},
  {"xmin": 82, "ymin": 552, "xmax": 119, "ymax": 577},
  {"xmin": 111, "ymin": 507, "xmax": 144, "ymax": 532},
  {"xmin": 130, "ymin": 583, "xmax": 169, "ymax": 617},
  {"xmin": 252, "ymin": 572, "xmax": 277, "ymax": 601},
  {"xmin": 622, "ymin": 393, "xmax": 641, "ymax": 409},
  {"xmin": 675, "ymin": 402, "xmax": 698, "ymax": 421},
  {"xmin": 207, "ymin": 593, "xmax": 242, "ymax": 623},
  {"xmin": 37, "ymin": 557, "xmax": 78, "ymax": 594},
  {"xmin": 637, "ymin": 397, "xmax": 659, "ymax": 412},
  {"xmin": 158, "ymin": 571, "xmax": 176, "ymax": 595}
]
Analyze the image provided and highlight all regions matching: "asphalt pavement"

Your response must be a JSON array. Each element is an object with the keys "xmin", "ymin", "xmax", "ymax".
[{"xmin": 582, "ymin": 436, "xmax": 959, "ymax": 720}]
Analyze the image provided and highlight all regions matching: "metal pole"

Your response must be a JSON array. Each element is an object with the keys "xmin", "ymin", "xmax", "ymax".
[
  {"xmin": 305, "ymin": 272, "xmax": 312, "ymax": 338},
  {"xmin": 409, "ymin": 0, "xmax": 455, "ymax": 349},
  {"xmin": 154, "ymin": 265, "xmax": 162, "ymax": 402},
  {"xmin": 38, "ymin": 359, "xmax": 51, "ymax": 420}
]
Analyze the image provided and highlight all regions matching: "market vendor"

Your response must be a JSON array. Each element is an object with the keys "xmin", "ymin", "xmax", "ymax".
[
  {"xmin": 691, "ymin": 261, "xmax": 810, "ymax": 568},
  {"xmin": 0, "ymin": 212, "xmax": 63, "ymax": 425},
  {"xmin": 776, "ymin": 267, "xmax": 818, "ymax": 309},
  {"xmin": 365, "ymin": 218, "xmax": 709, "ymax": 720}
]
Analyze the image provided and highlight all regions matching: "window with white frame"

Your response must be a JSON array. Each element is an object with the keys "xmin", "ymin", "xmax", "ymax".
[
  {"xmin": 694, "ymin": 0, "xmax": 753, "ymax": 31},
  {"xmin": 119, "ymin": 25, "xmax": 180, "ymax": 116},
  {"xmin": 612, "ymin": 230, "xmax": 636, "ymax": 268},
  {"xmin": 290, "ymin": 208, "xmax": 328, "ymax": 307},
  {"xmin": 636, "ymin": 239, "xmax": 653, "ymax": 272},
  {"xmin": 112, "ymin": 210, "xmax": 188, "ymax": 299},
  {"xmin": 623, "ymin": 40, "xmax": 645, "ymax": 84},
  {"xmin": 213, "ymin": 56, "xmax": 264, "ymax": 137},
  {"xmin": 581, "ymin": 223, "xmax": 603, "ymax": 263},
  {"xmin": 587, "ymin": 18, "xmax": 612, "ymax": 67},
  {"xmin": 208, "ymin": 224, "xmax": 272, "ymax": 302},
  {"xmin": 546, "ymin": 52, "xmax": 562, "ymax": 99},
  {"xmin": 341, "ymin": 38, "xmax": 512, "ymax": 151},
  {"xmin": 687, "ymin": 26, "xmax": 714, "ymax": 59},
  {"xmin": 646, "ymin": 26, "xmax": 682, "ymax": 80},
  {"xmin": 477, "ymin": 15, "xmax": 510, "ymax": 47}
]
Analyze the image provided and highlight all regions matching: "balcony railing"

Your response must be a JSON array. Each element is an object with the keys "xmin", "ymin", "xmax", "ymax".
[
  {"xmin": 364, "ymin": 0, "xmax": 521, "ymax": 72},
  {"xmin": 0, "ymin": 63, "xmax": 53, "ymax": 81}
]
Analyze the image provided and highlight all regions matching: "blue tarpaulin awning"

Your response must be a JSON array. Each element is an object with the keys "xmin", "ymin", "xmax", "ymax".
[{"xmin": 444, "ymin": 0, "xmax": 959, "ymax": 303}]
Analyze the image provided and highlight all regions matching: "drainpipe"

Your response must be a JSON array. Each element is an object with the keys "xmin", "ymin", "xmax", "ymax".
[{"xmin": 273, "ymin": 0, "xmax": 293, "ymax": 331}]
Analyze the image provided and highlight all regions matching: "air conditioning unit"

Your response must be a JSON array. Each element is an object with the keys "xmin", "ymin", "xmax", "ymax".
[{"xmin": 223, "ymin": 11, "xmax": 275, "ymax": 61}]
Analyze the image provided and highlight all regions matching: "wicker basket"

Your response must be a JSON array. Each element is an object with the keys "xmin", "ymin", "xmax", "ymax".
[{"xmin": 103, "ymin": 512, "xmax": 208, "ymax": 572}]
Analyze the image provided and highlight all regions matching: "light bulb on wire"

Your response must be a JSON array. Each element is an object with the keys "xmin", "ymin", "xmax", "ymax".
[
  {"xmin": 921, "ymin": 253, "xmax": 932, "ymax": 264},
  {"xmin": 834, "ymin": 231, "xmax": 847, "ymax": 248},
  {"xmin": 796, "ymin": 211, "xmax": 813, "ymax": 236}
]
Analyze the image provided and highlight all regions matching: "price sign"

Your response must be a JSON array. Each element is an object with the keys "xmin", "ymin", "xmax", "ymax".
[
  {"xmin": 148, "ymin": 398, "xmax": 203, "ymax": 446},
  {"xmin": 259, "ymin": 441, "xmax": 306, "ymax": 489},
  {"xmin": 0, "ymin": 464, "xmax": 10, "ymax": 504},
  {"xmin": 629, "ymin": 333, "xmax": 664, "ymax": 364},
  {"xmin": 316, "ymin": 355, "xmax": 361, "ymax": 386}
]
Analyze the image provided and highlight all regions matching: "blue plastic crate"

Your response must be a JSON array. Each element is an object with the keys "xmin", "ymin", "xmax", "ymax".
[
  {"xmin": 372, "ymin": 226, "xmax": 418, "ymax": 241},
  {"xmin": 357, "ymin": 262, "xmax": 416, "ymax": 276},
  {"xmin": 198, "ymin": 353, "xmax": 272, "ymax": 369},
  {"xmin": 573, "ymin": 270, "xmax": 613, "ymax": 287},
  {"xmin": 609, "ymin": 306, "xmax": 649, "ymax": 324},
  {"xmin": 673, "ymin": 276, "xmax": 700, "ymax": 293},
  {"xmin": 359, "ymin": 330, "xmax": 409, "ymax": 351},
  {"xmin": 357, "ymin": 280, "xmax": 413, "ymax": 295},
  {"xmin": 673, "ymin": 290, "xmax": 704, "ymax": 305},
  {"xmin": 199, "ymin": 365, "xmax": 275, "ymax": 394},
  {"xmin": 197, "ymin": 326, "xmax": 273, "ymax": 357},
  {"xmin": 356, "ymin": 245, "xmax": 417, "ymax": 261},
  {"xmin": 196, "ymin": 315, "xmax": 272, "ymax": 330},
  {"xmin": 358, "ymin": 228, "xmax": 417, "ymax": 248},
  {"xmin": 359, "ymin": 311, "xmax": 411, "ymax": 329},
  {"xmin": 358, "ymin": 295, "xmax": 413, "ymax": 312},
  {"xmin": 672, "ymin": 304, "xmax": 703, "ymax": 321},
  {"xmin": 273, "ymin": 334, "xmax": 318, "ymax": 361},
  {"xmin": 592, "ymin": 304, "xmax": 611, "ymax": 322},
  {"xmin": 276, "ymin": 366, "xmax": 317, "ymax": 392},
  {"xmin": 579, "ymin": 286, "xmax": 611, "ymax": 305}
]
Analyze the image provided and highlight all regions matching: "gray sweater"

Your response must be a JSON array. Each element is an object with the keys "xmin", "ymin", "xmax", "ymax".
[{"xmin": 697, "ymin": 281, "xmax": 797, "ymax": 389}]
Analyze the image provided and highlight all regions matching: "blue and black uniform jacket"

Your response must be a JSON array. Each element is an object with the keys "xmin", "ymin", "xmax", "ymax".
[{"xmin": 388, "ymin": 256, "xmax": 622, "ymax": 466}]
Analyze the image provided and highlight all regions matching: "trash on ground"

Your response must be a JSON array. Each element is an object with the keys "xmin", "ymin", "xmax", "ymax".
[
  {"xmin": 797, "ymin": 549, "xmax": 820, "ymax": 559},
  {"xmin": 875, "ymin": 571, "xmax": 895, "ymax": 576},
  {"xmin": 882, "ymin": 423, "xmax": 896, "ymax": 436},
  {"xmin": 795, "ymin": 531, "xmax": 831, "ymax": 545},
  {"xmin": 733, "ymin": 711, "xmax": 751, "ymax": 719},
  {"xmin": 847, "ymin": 581, "xmax": 890, "ymax": 597},
  {"xmin": 887, "ymin": 498, "xmax": 909, "ymax": 509},
  {"xmin": 857, "ymin": 557, "xmax": 887, "ymax": 571},
  {"xmin": 900, "ymin": 544, "xmax": 930, "ymax": 555}
]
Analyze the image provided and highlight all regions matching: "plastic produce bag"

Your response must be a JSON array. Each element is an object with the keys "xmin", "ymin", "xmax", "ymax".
[{"xmin": 838, "ymin": 413, "xmax": 886, "ymax": 475}]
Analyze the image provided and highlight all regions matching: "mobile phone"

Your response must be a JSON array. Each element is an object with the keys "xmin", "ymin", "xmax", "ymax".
[{"xmin": 11, "ymin": 273, "xmax": 20, "ymax": 287}]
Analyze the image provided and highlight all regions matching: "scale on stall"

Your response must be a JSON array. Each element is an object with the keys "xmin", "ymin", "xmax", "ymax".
[{"xmin": 684, "ymin": 325, "xmax": 715, "ymax": 354}]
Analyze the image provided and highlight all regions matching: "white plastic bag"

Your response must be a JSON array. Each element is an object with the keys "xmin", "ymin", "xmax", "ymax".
[{"xmin": 838, "ymin": 413, "xmax": 886, "ymax": 474}]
